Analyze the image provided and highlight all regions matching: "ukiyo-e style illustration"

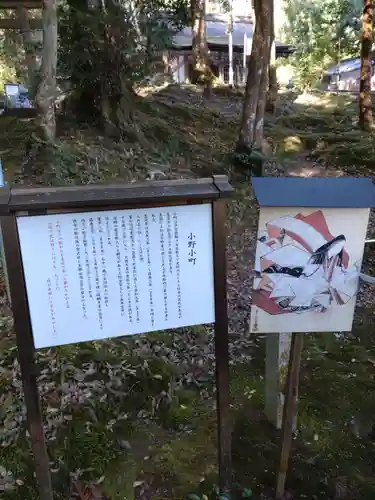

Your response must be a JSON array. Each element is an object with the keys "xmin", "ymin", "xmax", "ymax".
[
  {"xmin": 250, "ymin": 207, "xmax": 370, "ymax": 333},
  {"xmin": 253, "ymin": 210, "xmax": 359, "ymax": 315}
]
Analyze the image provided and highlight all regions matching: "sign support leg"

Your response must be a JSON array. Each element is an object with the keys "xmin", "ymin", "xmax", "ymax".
[
  {"xmin": 265, "ymin": 333, "xmax": 297, "ymax": 430},
  {"xmin": 275, "ymin": 332, "xmax": 303, "ymax": 499},
  {"xmin": 1, "ymin": 215, "xmax": 53, "ymax": 500},
  {"xmin": 212, "ymin": 200, "xmax": 232, "ymax": 494}
]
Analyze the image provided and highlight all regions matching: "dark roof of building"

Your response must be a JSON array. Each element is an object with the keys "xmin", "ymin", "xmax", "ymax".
[
  {"xmin": 173, "ymin": 43, "xmax": 294, "ymax": 56},
  {"xmin": 252, "ymin": 176, "xmax": 375, "ymax": 208}
]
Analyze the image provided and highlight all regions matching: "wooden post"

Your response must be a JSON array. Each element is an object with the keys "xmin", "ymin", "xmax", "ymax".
[
  {"xmin": 212, "ymin": 197, "xmax": 232, "ymax": 493},
  {"xmin": 0, "ymin": 164, "xmax": 10, "ymax": 303},
  {"xmin": 1, "ymin": 215, "xmax": 53, "ymax": 500},
  {"xmin": 275, "ymin": 332, "xmax": 304, "ymax": 499},
  {"xmin": 265, "ymin": 333, "xmax": 297, "ymax": 430}
]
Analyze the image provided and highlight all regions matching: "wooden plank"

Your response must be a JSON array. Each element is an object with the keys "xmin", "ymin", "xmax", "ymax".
[
  {"xmin": 1, "ymin": 108, "xmax": 37, "ymax": 118},
  {"xmin": 0, "ymin": 18, "xmax": 41, "ymax": 28},
  {"xmin": 3, "ymin": 177, "xmax": 233, "ymax": 213},
  {"xmin": 212, "ymin": 199, "xmax": 232, "ymax": 493},
  {"xmin": 0, "ymin": 186, "xmax": 10, "ymax": 210},
  {"xmin": 275, "ymin": 332, "xmax": 304, "ymax": 499},
  {"xmin": 265, "ymin": 333, "xmax": 297, "ymax": 431},
  {"xmin": 0, "ymin": 0, "xmax": 42, "ymax": 8}
]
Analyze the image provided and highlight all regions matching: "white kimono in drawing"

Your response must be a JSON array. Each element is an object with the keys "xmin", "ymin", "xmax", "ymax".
[{"xmin": 254, "ymin": 212, "xmax": 359, "ymax": 314}]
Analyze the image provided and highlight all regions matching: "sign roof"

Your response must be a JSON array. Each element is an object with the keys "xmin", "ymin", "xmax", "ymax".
[{"xmin": 252, "ymin": 176, "xmax": 375, "ymax": 208}]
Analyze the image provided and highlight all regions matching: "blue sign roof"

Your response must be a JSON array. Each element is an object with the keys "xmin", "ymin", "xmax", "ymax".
[{"xmin": 252, "ymin": 177, "xmax": 375, "ymax": 208}]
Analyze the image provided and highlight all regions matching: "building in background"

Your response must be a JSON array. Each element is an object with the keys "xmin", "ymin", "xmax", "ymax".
[
  {"xmin": 168, "ymin": 0, "xmax": 293, "ymax": 85},
  {"xmin": 321, "ymin": 56, "xmax": 375, "ymax": 91}
]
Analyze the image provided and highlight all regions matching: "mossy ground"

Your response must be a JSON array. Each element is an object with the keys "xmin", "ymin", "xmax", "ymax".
[{"xmin": 1, "ymin": 87, "xmax": 375, "ymax": 499}]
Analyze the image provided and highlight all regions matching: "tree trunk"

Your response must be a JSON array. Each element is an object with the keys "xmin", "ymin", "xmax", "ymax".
[
  {"xmin": 35, "ymin": 0, "xmax": 57, "ymax": 142},
  {"xmin": 191, "ymin": 0, "xmax": 212, "ymax": 96},
  {"xmin": 17, "ymin": 7, "xmax": 38, "ymax": 88},
  {"xmin": 266, "ymin": 2, "xmax": 278, "ymax": 114},
  {"xmin": 237, "ymin": 0, "xmax": 273, "ymax": 168},
  {"xmin": 254, "ymin": 60, "xmax": 268, "ymax": 149},
  {"xmin": 359, "ymin": 0, "xmax": 373, "ymax": 130}
]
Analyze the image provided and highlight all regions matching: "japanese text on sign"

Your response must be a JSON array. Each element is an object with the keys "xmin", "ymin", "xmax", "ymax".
[{"xmin": 17, "ymin": 204, "xmax": 215, "ymax": 348}]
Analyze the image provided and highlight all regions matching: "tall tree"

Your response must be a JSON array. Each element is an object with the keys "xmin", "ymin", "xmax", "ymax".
[
  {"xmin": 59, "ymin": 0, "xmax": 187, "ymax": 135},
  {"xmin": 359, "ymin": 0, "xmax": 373, "ymax": 129},
  {"xmin": 236, "ymin": 0, "xmax": 273, "ymax": 173},
  {"xmin": 35, "ymin": 0, "xmax": 58, "ymax": 142},
  {"xmin": 191, "ymin": 0, "xmax": 212, "ymax": 96},
  {"xmin": 266, "ymin": 0, "xmax": 278, "ymax": 114}
]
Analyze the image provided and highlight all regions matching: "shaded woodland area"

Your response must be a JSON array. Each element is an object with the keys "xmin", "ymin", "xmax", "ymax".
[
  {"xmin": 2, "ymin": 1, "xmax": 375, "ymax": 500},
  {"xmin": 1, "ymin": 0, "xmax": 374, "ymax": 159}
]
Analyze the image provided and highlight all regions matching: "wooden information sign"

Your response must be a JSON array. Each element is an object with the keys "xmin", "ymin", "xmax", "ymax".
[
  {"xmin": 251, "ymin": 176, "xmax": 375, "ymax": 499},
  {"xmin": 0, "ymin": 176, "xmax": 233, "ymax": 500}
]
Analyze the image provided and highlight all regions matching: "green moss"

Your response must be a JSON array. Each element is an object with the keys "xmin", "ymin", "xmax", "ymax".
[
  {"xmin": 102, "ymin": 458, "xmax": 139, "ymax": 500},
  {"xmin": 230, "ymin": 363, "xmax": 264, "ymax": 407},
  {"xmin": 161, "ymin": 401, "xmax": 195, "ymax": 430},
  {"xmin": 144, "ymin": 411, "xmax": 217, "ymax": 498}
]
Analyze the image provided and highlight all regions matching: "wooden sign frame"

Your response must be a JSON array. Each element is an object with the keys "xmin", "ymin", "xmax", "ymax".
[{"xmin": 0, "ymin": 176, "xmax": 233, "ymax": 500}]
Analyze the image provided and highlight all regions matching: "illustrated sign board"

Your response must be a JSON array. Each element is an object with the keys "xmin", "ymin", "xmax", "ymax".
[
  {"xmin": 0, "ymin": 177, "xmax": 233, "ymax": 500},
  {"xmin": 18, "ymin": 204, "xmax": 214, "ymax": 348},
  {"xmin": 250, "ymin": 177, "xmax": 375, "ymax": 334}
]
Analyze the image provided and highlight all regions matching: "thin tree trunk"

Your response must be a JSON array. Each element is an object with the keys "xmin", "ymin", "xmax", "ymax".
[
  {"xmin": 191, "ymin": 0, "xmax": 212, "ymax": 96},
  {"xmin": 359, "ymin": 0, "xmax": 373, "ymax": 130},
  {"xmin": 35, "ymin": 0, "xmax": 57, "ymax": 142},
  {"xmin": 17, "ymin": 7, "xmax": 38, "ymax": 87},
  {"xmin": 254, "ymin": 61, "xmax": 268, "ymax": 149},
  {"xmin": 237, "ymin": 0, "xmax": 263, "ymax": 149},
  {"xmin": 266, "ymin": 2, "xmax": 278, "ymax": 114},
  {"xmin": 237, "ymin": 0, "xmax": 272, "ymax": 150}
]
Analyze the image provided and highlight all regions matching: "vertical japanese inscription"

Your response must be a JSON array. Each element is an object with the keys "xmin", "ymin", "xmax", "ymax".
[
  {"xmin": 137, "ymin": 215, "xmax": 144, "ymax": 264},
  {"xmin": 48, "ymin": 222, "xmax": 59, "ymax": 291},
  {"xmin": 105, "ymin": 216, "xmax": 112, "ymax": 247},
  {"xmin": 167, "ymin": 213, "xmax": 173, "ymax": 274},
  {"xmin": 144, "ymin": 214, "xmax": 155, "ymax": 326},
  {"xmin": 46, "ymin": 278, "xmax": 57, "ymax": 336},
  {"xmin": 81, "ymin": 218, "xmax": 93, "ymax": 299},
  {"xmin": 90, "ymin": 217, "xmax": 103, "ymax": 330},
  {"xmin": 173, "ymin": 213, "xmax": 182, "ymax": 319},
  {"xmin": 160, "ymin": 213, "xmax": 168, "ymax": 322},
  {"xmin": 57, "ymin": 220, "xmax": 70, "ymax": 308},
  {"xmin": 188, "ymin": 232, "xmax": 197, "ymax": 264},
  {"xmin": 113, "ymin": 216, "xmax": 125, "ymax": 316},
  {"xmin": 98, "ymin": 217, "xmax": 109, "ymax": 308},
  {"xmin": 73, "ymin": 219, "xmax": 86, "ymax": 318},
  {"xmin": 122, "ymin": 216, "xmax": 133, "ymax": 323},
  {"xmin": 129, "ymin": 215, "xmax": 140, "ymax": 323}
]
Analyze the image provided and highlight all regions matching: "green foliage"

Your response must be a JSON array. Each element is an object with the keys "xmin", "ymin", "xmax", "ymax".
[
  {"xmin": 283, "ymin": 0, "xmax": 362, "ymax": 88},
  {"xmin": 0, "ymin": 30, "xmax": 24, "ymax": 87},
  {"xmin": 58, "ymin": 0, "xmax": 189, "ymax": 123}
]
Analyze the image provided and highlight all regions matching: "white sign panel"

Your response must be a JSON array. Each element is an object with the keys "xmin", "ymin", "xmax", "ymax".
[
  {"xmin": 17, "ymin": 204, "xmax": 215, "ymax": 348},
  {"xmin": 250, "ymin": 207, "xmax": 370, "ymax": 334}
]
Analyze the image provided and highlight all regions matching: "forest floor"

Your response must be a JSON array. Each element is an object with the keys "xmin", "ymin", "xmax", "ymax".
[{"xmin": 1, "ymin": 85, "xmax": 375, "ymax": 500}]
